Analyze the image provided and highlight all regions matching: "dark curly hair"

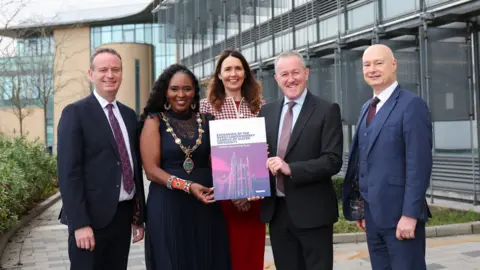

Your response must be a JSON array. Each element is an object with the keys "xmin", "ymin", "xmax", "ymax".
[
  {"xmin": 207, "ymin": 49, "xmax": 263, "ymax": 114},
  {"xmin": 140, "ymin": 64, "xmax": 200, "ymax": 121}
]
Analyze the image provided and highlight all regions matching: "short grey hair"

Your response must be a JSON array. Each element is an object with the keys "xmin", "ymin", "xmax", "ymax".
[
  {"xmin": 90, "ymin": 47, "xmax": 122, "ymax": 70},
  {"xmin": 274, "ymin": 50, "xmax": 307, "ymax": 72}
]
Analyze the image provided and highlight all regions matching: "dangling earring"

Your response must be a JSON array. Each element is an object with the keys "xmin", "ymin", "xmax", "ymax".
[
  {"xmin": 164, "ymin": 102, "xmax": 171, "ymax": 110},
  {"xmin": 190, "ymin": 103, "xmax": 196, "ymax": 110}
]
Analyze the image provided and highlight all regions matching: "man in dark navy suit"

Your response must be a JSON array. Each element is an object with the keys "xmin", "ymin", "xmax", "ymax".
[
  {"xmin": 342, "ymin": 44, "xmax": 432, "ymax": 270},
  {"xmin": 57, "ymin": 47, "xmax": 146, "ymax": 270}
]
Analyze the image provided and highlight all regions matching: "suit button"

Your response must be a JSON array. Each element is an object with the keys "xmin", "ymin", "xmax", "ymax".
[
  {"xmin": 361, "ymin": 161, "xmax": 365, "ymax": 164},
  {"xmin": 364, "ymin": 133, "xmax": 367, "ymax": 136},
  {"xmin": 117, "ymin": 162, "xmax": 120, "ymax": 165},
  {"xmin": 117, "ymin": 185, "xmax": 120, "ymax": 188}
]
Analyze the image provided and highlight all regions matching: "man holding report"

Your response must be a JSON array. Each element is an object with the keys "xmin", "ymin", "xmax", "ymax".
[{"xmin": 253, "ymin": 50, "xmax": 343, "ymax": 270}]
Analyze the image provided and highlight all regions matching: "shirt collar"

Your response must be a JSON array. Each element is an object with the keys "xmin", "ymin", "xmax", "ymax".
[
  {"xmin": 225, "ymin": 96, "xmax": 244, "ymax": 103},
  {"xmin": 93, "ymin": 89, "xmax": 117, "ymax": 109},
  {"xmin": 375, "ymin": 81, "xmax": 398, "ymax": 103},
  {"xmin": 284, "ymin": 88, "xmax": 308, "ymax": 106}
]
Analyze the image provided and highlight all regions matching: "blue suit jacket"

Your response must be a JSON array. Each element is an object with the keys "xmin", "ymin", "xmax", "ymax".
[
  {"xmin": 57, "ymin": 94, "xmax": 146, "ymax": 232},
  {"xmin": 342, "ymin": 85, "xmax": 432, "ymax": 228}
]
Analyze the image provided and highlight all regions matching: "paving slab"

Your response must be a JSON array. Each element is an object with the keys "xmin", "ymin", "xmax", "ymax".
[
  {"xmin": 3, "ymin": 200, "xmax": 479, "ymax": 270},
  {"xmin": 2, "ymin": 181, "xmax": 480, "ymax": 269}
]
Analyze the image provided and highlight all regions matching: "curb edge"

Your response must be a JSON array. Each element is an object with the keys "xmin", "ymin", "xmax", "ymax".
[{"xmin": 265, "ymin": 221, "xmax": 480, "ymax": 245}]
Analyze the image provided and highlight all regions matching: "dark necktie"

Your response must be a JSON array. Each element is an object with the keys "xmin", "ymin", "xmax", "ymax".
[
  {"xmin": 276, "ymin": 101, "xmax": 296, "ymax": 193},
  {"xmin": 106, "ymin": 103, "xmax": 134, "ymax": 194},
  {"xmin": 366, "ymin": 97, "xmax": 380, "ymax": 127}
]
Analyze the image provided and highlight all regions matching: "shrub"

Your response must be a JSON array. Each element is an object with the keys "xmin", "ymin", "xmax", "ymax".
[
  {"xmin": 0, "ymin": 134, "xmax": 57, "ymax": 232},
  {"xmin": 332, "ymin": 177, "xmax": 343, "ymax": 200}
]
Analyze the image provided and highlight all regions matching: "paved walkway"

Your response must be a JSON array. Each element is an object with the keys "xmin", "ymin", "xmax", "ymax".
[{"xmin": 1, "ymin": 198, "xmax": 480, "ymax": 269}]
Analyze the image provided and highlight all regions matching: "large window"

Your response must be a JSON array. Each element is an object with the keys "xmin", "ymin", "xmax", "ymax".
[
  {"xmin": 275, "ymin": 0, "xmax": 292, "ymax": 17},
  {"xmin": 16, "ymin": 36, "xmax": 54, "ymax": 57},
  {"xmin": 0, "ymin": 77, "xmax": 13, "ymax": 101},
  {"xmin": 0, "ymin": 40, "xmax": 53, "ymax": 105},
  {"xmin": 0, "ymin": 34, "xmax": 54, "ymax": 146},
  {"xmin": 347, "ymin": 2, "xmax": 374, "ymax": 30},
  {"xmin": 0, "ymin": 75, "xmax": 43, "ymax": 102},
  {"xmin": 382, "ymin": 0, "xmax": 419, "ymax": 20},
  {"xmin": 295, "ymin": 21, "xmax": 317, "ymax": 49}
]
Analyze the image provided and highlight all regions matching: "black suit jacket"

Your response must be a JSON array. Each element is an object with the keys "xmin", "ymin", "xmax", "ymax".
[
  {"xmin": 57, "ymin": 94, "xmax": 146, "ymax": 232},
  {"xmin": 258, "ymin": 90, "xmax": 343, "ymax": 229}
]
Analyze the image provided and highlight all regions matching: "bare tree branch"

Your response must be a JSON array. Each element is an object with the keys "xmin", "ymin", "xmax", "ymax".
[
  {"xmin": 0, "ymin": 57, "xmax": 33, "ymax": 136},
  {"xmin": 0, "ymin": 0, "xmax": 32, "ymax": 137},
  {"xmin": 1, "ymin": 3, "xmax": 88, "ymax": 144},
  {"xmin": 0, "ymin": 0, "xmax": 29, "ymax": 46}
]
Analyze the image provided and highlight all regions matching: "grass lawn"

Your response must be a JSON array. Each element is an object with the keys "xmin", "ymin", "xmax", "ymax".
[
  {"xmin": 334, "ymin": 204, "xmax": 480, "ymax": 233},
  {"xmin": 267, "ymin": 204, "xmax": 480, "ymax": 234}
]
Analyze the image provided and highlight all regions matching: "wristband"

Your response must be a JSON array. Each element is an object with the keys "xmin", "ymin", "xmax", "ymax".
[{"xmin": 167, "ymin": 175, "xmax": 192, "ymax": 194}]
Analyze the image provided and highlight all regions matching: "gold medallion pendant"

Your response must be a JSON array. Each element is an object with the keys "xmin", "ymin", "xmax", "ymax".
[
  {"xmin": 183, "ymin": 157, "xmax": 194, "ymax": 174},
  {"xmin": 183, "ymin": 149, "xmax": 194, "ymax": 174},
  {"xmin": 161, "ymin": 112, "xmax": 204, "ymax": 174}
]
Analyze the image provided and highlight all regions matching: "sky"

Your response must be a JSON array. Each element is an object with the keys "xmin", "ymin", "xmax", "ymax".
[{"xmin": 1, "ymin": 0, "xmax": 152, "ymax": 27}]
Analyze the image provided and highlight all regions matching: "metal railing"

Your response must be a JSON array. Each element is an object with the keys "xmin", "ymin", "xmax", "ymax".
[{"xmin": 339, "ymin": 153, "xmax": 480, "ymax": 205}]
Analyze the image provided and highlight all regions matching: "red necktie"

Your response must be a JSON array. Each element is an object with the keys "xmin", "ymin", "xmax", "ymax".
[
  {"xmin": 106, "ymin": 103, "xmax": 134, "ymax": 194},
  {"xmin": 366, "ymin": 97, "xmax": 380, "ymax": 127}
]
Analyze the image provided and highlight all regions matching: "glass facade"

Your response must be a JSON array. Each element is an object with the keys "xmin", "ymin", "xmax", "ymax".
[
  {"xmin": 155, "ymin": 0, "xmax": 477, "ymax": 155},
  {"xmin": 90, "ymin": 23, "xmax": 176, "ymax": 79},
  {"xmin": 153, "ymin": 0, "xmax": 480, "ymax": 202}
]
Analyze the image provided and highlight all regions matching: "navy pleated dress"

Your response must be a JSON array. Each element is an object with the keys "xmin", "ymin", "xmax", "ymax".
[{"xmin": 145, "ymin": 110, "xmax": 231, "ymax": 270}]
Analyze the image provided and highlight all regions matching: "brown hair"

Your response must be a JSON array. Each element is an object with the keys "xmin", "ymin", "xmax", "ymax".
[
  {"xmin": 207, "ymin": 49, "xmax": 263, "ymax": 114},
  {"xmin": 90, "ymin": 47, "xmax": 122, "ymax": 70}
]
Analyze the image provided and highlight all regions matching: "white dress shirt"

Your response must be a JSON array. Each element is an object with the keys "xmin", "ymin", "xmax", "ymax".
[
  {"xmin": 275, "ymin": 88, "xmax": 308, "ymax": 196},
  {"xmin": 374, "ymin": 81, "xmax": 398, "ymax": 114},
  {"xmin": 93, "ymin": 90, "xmax": 135, "ymax": 201}
]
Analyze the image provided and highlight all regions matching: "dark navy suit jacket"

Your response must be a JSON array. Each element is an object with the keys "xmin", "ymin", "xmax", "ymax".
[
  {"xmin": 57, "ymin": 94, "xmax": 146, "ymax": 232},
  {"xmin": 259, "ymin": 91, "xmax": 344, "ymax": 229},
  {"xmin": 342, "ymin": 86, "xmax": 432, "ymax": 228}
]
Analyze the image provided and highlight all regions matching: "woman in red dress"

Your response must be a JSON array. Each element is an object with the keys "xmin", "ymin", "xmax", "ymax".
[{"xmin": 200, "ymin": 49, "xmax": 265, "ymax": 270}]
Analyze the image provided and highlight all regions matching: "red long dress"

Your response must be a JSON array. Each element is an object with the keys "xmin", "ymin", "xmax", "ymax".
[
  {"xmin": 220, "ymin": 200, "xmax": 265, "ymax": 270},
  {"xmin": 200, "ymin": 98, "xmax": 266, "ymax": 270},
  {"xmin": 219, "ymin": 100, "xmax": 265, "ymax": 270}
]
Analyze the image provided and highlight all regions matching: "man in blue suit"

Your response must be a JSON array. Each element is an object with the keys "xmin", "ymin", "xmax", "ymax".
[
  {"xmin": 57, "ymin": 48, "xmax": 146, "ymax": 269},
  {"xmin": 342, "ymin": 44, "xmax": 432, "ymax": 270}
]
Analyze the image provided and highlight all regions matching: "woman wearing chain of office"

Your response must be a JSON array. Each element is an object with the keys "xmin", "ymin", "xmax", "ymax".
[{"xmin": 139, "ymin": 64, "xmax": 231, "ymax": 270}]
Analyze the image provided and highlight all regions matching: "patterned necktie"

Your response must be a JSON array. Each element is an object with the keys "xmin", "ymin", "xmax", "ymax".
[
  {"xmin": 106, "ymin": 103, "xmax": 134, "ymax": 194},
  {"xmin": 366, "ymin": 97, "xmax": 380, "ymax": 127},
  {"xmin": 276, "ymin": 101, "xmax": 296, "ymax": 193}
]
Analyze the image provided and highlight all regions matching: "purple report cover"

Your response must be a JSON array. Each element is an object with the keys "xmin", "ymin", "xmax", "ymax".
[{"xmin": 211, "ymin": 143, "xmax": 271, "ymax": 200}]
